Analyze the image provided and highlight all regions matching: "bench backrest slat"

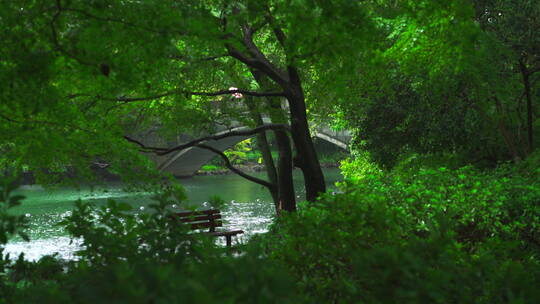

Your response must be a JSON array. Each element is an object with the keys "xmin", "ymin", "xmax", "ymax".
[
  {"xmin": 175, "ymin": 209, "xmax": 220, "ymax": 217},
  {"xmin": 172, "ymin": 209, "xmax": 223, "ymax": 232},
  {"xmin": 189, "ymin": 221, "xmax": 223, "ymax": 230},
  {"xmin": 178, "ymin": 214, "xmax": 222, "ymax": 223}
]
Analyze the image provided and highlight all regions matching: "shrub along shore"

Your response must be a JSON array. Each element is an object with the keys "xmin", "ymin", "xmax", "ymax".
[{"xmin": 1, "ymin": 152, "xmax": 539, "ymax": 303}]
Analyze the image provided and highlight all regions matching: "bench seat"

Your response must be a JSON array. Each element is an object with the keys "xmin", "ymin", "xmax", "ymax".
[{"xmin": 171, "ymin": 209, "xmax": 244, "ymax": 247}]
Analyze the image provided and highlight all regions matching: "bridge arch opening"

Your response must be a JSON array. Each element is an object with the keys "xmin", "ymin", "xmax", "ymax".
[{"xmin": 158, "ymin": 128, "xmax": 351, "ymax": 177}]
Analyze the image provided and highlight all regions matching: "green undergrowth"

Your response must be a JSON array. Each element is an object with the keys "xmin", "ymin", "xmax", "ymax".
[
  {"xmin": 258, "ymin": 152, "xmax": 540, "ymax": 303},
  {"xmin": 0, "ymin": 180, "xmax": 301, "ymax": 304},
  {"xmin": 1, "ymin": 152, "xmax": 539, "ymax": 303},
  {"xmin": 199, "ymin": 164, "xmax": 224, "ymax": 172}
]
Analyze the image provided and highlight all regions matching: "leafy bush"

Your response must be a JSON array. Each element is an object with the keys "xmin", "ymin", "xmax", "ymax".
[
  {"xmin": 339, "ymin": 152, "xmax": 383, "ymax": 182},
  {"xmin": 0, "ymin": 176, "xmax": 30, "ymax": 302},
  {"xmin": 261, "ymin": 156, "xmax": 540, "ymax": 303},
  {"xmin": 12, "ymin": 248, "xmax": 301, "ymax": 304},
  {"xmin": 389, "ymin": 165, "xmax": 540, "ymax": 251},
  {"xmin": 392, "ymin": 153, "xmax": 468, "ymax": 173},
  {"xmin": 2, "ymin": 154, "xmax": 540, "ymax": 303},
  {"xmin": 0, "ymin": 177, "xmax": 29, "ymax": 244},
  {"xmin": 0, "ymin": 181, "xmax": 302, "ymax": 304},
  {"xmin": 200, "ymin": 164, "xmax": 223, "ymax": 172}
]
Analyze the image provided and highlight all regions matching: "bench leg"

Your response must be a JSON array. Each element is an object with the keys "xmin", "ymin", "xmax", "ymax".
[{"xmin": 225, "ymin": 235, "xmax": 232, "ymax": 247}]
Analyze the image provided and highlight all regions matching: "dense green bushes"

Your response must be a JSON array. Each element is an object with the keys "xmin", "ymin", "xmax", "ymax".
[
  {"xmin": 1, "ymin": 153, "xmax": 540, "ymax": 303},
  {"xmin": 0, "ymin": 181, "xmax": 301, "ymax": 304},
  {"xmin": 10, "ymin": 249, "xmax": 300, "ymax": 304},
  {"xmin": 261, "ymin": 154, "xmax": 540, "ymax": 303}
]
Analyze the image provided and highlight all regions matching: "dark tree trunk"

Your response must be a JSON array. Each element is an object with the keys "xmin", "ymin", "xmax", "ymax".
[
  {"xmin": 250, "ymin": 109, "xmax": 280, "ymax": 211},
  {"xmin": 274, "ymin": 129, "xmax": 296, "ymax": 212},
  {"xmin": 286, "ymin": 68, "xmax": 326, "ymax": 202},
  {"xmin": 498, "ymin": 119, "xmax": 522, "ymax": 161},
  {"xmin": 494, "ymin": 96, "xmax": 524, "ymax": 161},
  {"xmin": 249, "ymin": 69, "xmax": 298, "ymax": 212},
  {"xmin": 229, "ymin": 24, "xmax": 326, "ymax": 203},
  {"xmin": 519, "ymin": 61, "xmax": 534, "ymax": 154}
]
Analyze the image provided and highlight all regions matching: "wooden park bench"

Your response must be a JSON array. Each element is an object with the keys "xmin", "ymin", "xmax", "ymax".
[{"xmin": 171, "ymin": 209, "xmax": 244, "ymax": 247}]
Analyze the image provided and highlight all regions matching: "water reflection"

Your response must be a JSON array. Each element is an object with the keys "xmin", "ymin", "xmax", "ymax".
[
  {"xmin": 5, "ymin": 237, "xmax": 82, "ymax": 261},
  {"xmin": 4, "ymin": 168, "xmax": 342, "ymax": 260}
]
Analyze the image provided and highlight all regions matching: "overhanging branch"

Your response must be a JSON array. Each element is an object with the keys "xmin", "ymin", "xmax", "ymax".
[
  {"xmin": 68, "ymin": 88, "xmax": 286, "ymax": 103},
  {"xmin": 124, "ymin": 123, "xmax": 290, "ymax": 156},
  {"xmin": 0, "ymin": 111, "xmax": 95, "ymax": 133},
  {"xmin": 169, "ymin": 54, "xmax": 230, "ymax": 62},
  {"xmin": 123, "ymin": 136, "xmax": 169, "ymax": 153},
  {"xmin": 196, "ymin": 144, "xmax": 274, "ymax": 189}
]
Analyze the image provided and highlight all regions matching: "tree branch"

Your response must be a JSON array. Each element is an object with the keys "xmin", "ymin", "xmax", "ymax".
[
  {"xmin": 169, "ymin": 54, "xmax": 230, "ymax": 62},
  {"xmin": 196, "ymin": 144, "xmax": 274, "ymax": 189},
  {"xmin": 124, "ymin": 123, "xmax": 290, "ymax": 156},
  {"xmin": 250, "ymin": 19, "xmax": 269, "ymax": 35},
  {"xmin": 50, "ymin": 1, "xmax": 96, "ymax": 67},
  {"xmin": 529, "ymin": 65, "xmax": 540, "ymax": 75},
  {"xmin": 264, "ymin": 9, "xmax": 286, "ymax": 49},
  {"xmin": 0, "ymin": 111, "xmax": 95, "ymax": 133},
  {"xmin": 225, "ymin": 25, "xmax": 289, "ymax": 88},
  {"xmin": 61, "ymin": 7, "xmax": 181, "ymax": 35},
  {"xmin": 69, "ymin": 88, "xmax": 286, "ymax": 103},
  {"xmin": 122, "ymin": 136, "xmax": 169, "ymax": 153}
]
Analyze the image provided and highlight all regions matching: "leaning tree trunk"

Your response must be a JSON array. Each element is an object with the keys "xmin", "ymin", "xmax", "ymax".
[
  {"xmin": 250, "ymin": 69, "xmax": 298, "ymax": 211},
  {"xmin": 247, "ymin": 100, "xmax": 280, "ymax": 210},
  {"xmin": 286, "ymin": 68, "xmax": 326, "ymax": 202},
  {"xmin": 254, "ymin": 130, "xmax": 279, "ymax": 208}
]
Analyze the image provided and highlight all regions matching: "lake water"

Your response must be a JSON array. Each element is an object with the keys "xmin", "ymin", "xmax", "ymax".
[{"xmin": 4, "ymin": 168, "xmax": 342, "ymax": 260}]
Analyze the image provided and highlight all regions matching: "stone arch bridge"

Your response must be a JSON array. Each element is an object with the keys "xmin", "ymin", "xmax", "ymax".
[{"xmin": 135, "ymin": 123, "xmax": 351, "ymax": 177}]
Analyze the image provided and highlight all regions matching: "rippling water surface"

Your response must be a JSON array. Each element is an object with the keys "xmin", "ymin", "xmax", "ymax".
[{"xmin": 5, "ymin": 168, "xmax": 342, "ymax": 260}]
